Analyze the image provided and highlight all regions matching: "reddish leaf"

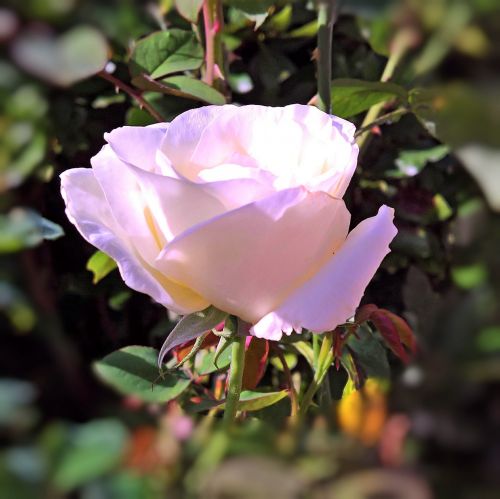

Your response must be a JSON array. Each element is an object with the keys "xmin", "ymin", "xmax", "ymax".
[
  {"xmin": 173, "ymin": 331, "xmax": 219, "ymax": 362},
  {"xmin": 355, "ymin": 304, "xmax": 379, "ymax": 324},
  {"xmin": 241, "ymin": 337, "xmax": 269, "ymax": 390},
  {"xmin": 369, "ymin": 310, "xmax": 410, "ymax": 363},
  {"xmin": 377, "ymin": 309, "xmax": 417, "ymax": 353}
]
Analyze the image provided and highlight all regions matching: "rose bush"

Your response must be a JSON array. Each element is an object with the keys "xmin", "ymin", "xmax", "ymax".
[{"xmin": 61, "ymin": 104, "xmax": 397, "ymax": 340}]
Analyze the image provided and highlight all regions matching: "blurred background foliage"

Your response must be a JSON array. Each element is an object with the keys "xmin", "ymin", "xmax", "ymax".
[{"xmin": 1, "ymin": 0, "xmax": 499, "ymax": 497}]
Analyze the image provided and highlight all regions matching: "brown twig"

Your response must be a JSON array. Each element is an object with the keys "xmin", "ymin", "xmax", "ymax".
[{"xmin": 97, "ymin": 70, "xmax": 165, "ymax": 122}]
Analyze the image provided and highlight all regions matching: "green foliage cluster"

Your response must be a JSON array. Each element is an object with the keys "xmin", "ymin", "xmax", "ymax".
[{"xmin": 1, "ymin": 0, "xmax": 500, "ymax": 497}]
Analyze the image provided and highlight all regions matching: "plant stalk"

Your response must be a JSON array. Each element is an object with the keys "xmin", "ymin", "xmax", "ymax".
[
  {"xmin": 222, "ymin": 334, "xmax": 246, "ymax": 428},
  {"xmin": 316, "ymin": 0, "xmax": 335, "ymax": 113},
  {"xmin": 299, "ymin": 331, "xmax": 334, "ymax": 417},
  {"xmin": 203, "ymin": 0, "xmax": 224, "ymax": 88}
]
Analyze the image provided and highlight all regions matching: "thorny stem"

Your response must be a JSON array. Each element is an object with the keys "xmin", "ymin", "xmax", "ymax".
[
  {"xmin": 316, "ymin": 0, "xmax": 336, "ymax": 113},
  {"xmin": 97, "ymin": 70, "xmax": 164, "ymax": 122},
  {"xmin": 202, "ymin": 0, "xmax": 215, "ymax": 86},
  {"xmin": 222, "ymin": 333, "xmax": 246, "ymax": 429},
  {"xmin": 203, "ymin": 0, "xmax": 224, "ymax": 87}
]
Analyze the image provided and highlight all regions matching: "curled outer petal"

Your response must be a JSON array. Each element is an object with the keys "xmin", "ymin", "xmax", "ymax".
[
  {"xmin": 60, "ymin": 168, "xmax": 208, "ymax": 314},
  {"xmin": 251, "ymin": 206, "xmax": 397, "ymax": 340}
]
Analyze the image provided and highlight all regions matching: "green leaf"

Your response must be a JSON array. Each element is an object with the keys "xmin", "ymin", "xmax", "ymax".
[
  {"xmin": 234, "ymin": 390, "xmax": 289, "ymax": 412},
  {"xmin": 158, "ymin": 307, "xmax": 228, "ymax": 367},
  {"xmin": 186, "ymin": 390, "xmax": 289, "ymax": 413},
  {"xmin": 11, "ymin": 26, "xmax": 109, "ymax": 87},
  {"xmin": 0, "ymin": 208, "xmax": 64, "ymax": 253},
  {"xmin": 331, "ymin": 78, "xmax": 407, "ymax": 118},
  {"xmin": 52, "ymin": 420, "xmax": 127, "ymax": 492},
  {"xmin": 451, "ymin": 263, "xmax": 488, "ymax": 289},
  {"xmin": 175, "ymin": 0, "xmax": 204, "ymax": 23},
  {"xmin": 86, "ymin": 250, "xmax": 117, "ymax": 284},
  {"xmin": 93, "ymin": 346, "xmax": 191, "ymax": 403},
  {"xmin": 226, "ymin": 0, "xmax": 275, "ymax": 28},
  {"xmin": 130, "ymin": 29, "xmax": 204, "ymax": 80},
  {"xmin": 160, "ymin": 76, "xmax": 226, "ymax": 104},
  {"xmin": 2, "ymin": 132, "xmax": 46, "ymax": 190},
  {"xmin": 346, "ymin": 325, "xmax": 390, "ymax": 379},
  {"xmin": 132, "ymin": 74, "xmax": 226, "ymax": 104},
  {"xmin": 392, "ymin": 145, "xmax": 449, "ymax": 177},
  {"xmin": 196, "ymin": 343, "xmax": 232, "ymax": 375}
]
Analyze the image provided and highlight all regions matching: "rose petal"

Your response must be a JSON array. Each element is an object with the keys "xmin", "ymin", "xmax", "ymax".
[
  {"xmin": 190, "ymin": 104, "xmax": 358, "ymax": 195},
  {"xmin": 159, "ymin": 105, "xmax": 237, "ymax": 179},
  {"xmin": 155, "ymin": 187, "xmax": 350, "ymax": 323},
  {"xmin": 104, "ymin": 123, "xmax": 169, "ymax": 174},
  {"xmin": 91, "ymin": 145, "xmax": 163, "ymax": 262},
  {"xmin": 60, "ymin": 168, "xmax": 209, "ymax": 314},
  {"xmin": 191, "ymin": 105, "xmax": 304, "ymax": 178},
  {"xmin": 251, "ymin": 206, "xmax": 397, "ymax": 340}
]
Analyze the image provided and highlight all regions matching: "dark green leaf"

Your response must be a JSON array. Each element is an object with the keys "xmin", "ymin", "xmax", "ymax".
[
  {"xmin": 130, "ymin": 29, "xmax": 204, "ymax": 79},
  {"xmin": 331, "ymin": 78, "xmax": 407, "ymax": 118},
  {"xmin": 93, "ymin": 346, "xmax": 191, "ymax": 403},
  {"xmin": 346, "ymin": 325, "xmax": 390, "ymax": 379}
]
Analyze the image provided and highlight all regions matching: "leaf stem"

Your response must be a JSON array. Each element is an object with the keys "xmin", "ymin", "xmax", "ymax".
[
  {"xmin": 97, "ymin": 70, "xmax": 164, "ymax": 122},
  {"xmin": 276, "ymin": 348, "xmax": 299, "ymax": 417},
  {"xmin": 316, "ymin": 0, "xmax": 336, "ymax": 113},
  {"xmin": 222, "ymin": 333, "xmax": 246, "ymax": 428},
  {"xmin": 299, "ymin": 331, "xmax": 334, "ymax": 418},
  {"xmin": 356, "ymin": 29, "xmax": 414, "ymax": 152}
]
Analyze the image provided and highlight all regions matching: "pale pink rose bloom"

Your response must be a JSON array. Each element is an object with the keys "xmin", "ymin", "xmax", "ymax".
[{"xmin": 61, "ymin": 104, "xmax": 397, "ymax": 341}]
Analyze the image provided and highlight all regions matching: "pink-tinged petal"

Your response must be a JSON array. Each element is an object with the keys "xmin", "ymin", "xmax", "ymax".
[
  {"xmin": 119, "ymin": 162, "xmax": 227, "ymax": 241},
  {"xmin": 251, "ymin": 206, "xmax": 397, "ymax": 340},
  {"xmin": 60, "ymin": 168, "xmax": 209, "ymax": 314},
  {"xmin": 191, "ymin": 105, "xmax": 305, "ymax": 177},
  {"xmin": 91, "ymin": 145, "xmax": 162, "ymax": 262},
  {"xmin": 307, "ymin": 142, "xmax": 358, "ymax": 198},
  {"xmin": 92, "ymin": 145, "xmax": 276, "ymax": 254},
  {"xmin": 159, "ymin": 105, "xmax": 238, "ymax": 179},
  {"xmin": 188, "ymin": 104, "xmax": 358, "ymax": 194},
  {"xmin": 155, "ymin": 188, "xmax": 350, "ymax": 323},
  {"xmin": 104, "ymin": 123, "xmax": 169, "ymax": 173}
]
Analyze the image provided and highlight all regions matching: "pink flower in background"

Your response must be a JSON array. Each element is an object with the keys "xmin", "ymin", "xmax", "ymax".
[{"xmin": 61, "ymin": 104, "xmax": 397, "ymax": 340}]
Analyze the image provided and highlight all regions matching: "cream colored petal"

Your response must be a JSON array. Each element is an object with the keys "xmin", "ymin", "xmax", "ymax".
[
  {"xmin": 155, "ymin": 187, "xmax": 350, "ymax": 323},
  {"xmin": 60, "ymin": 168, "xmax": 208, "ymax": 314},
  {"xmin": 251, "ymin": 206, "xmax": 397, "ymax": 340}
]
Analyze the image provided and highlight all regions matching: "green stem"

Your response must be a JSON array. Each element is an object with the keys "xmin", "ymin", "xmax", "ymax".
[
  {"xmin": 203, "ymin": 0, "xmax": 225, "ymax": 89},
  {"xmin": 222, "ymin": 334, "xmax": 246, "ymax": 428},
  {"xmin": 316, "ymin": 0, "xmax": 335, "ymax": 113},
  {"xmin": 299, "ymin": 331, "xmax": 334, "ymax": 417},
  {"xmin": 356, "ymin": 29, "xmax": 414, "ymax": 152},
  {"xmin": 312, "ymin": 333, "xmax": 321, "ymax": 369}
]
